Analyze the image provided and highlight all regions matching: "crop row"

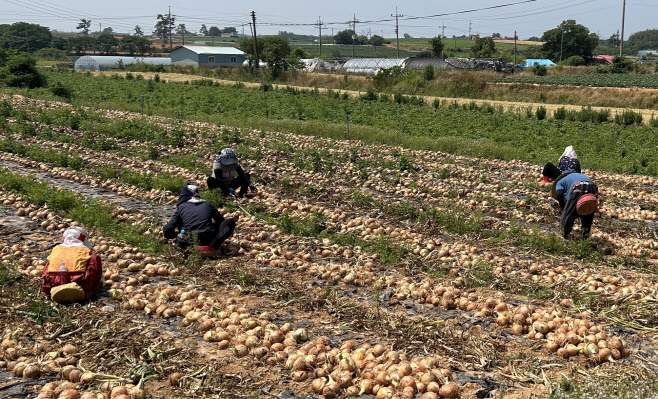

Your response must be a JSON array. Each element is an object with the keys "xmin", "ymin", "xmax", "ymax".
[{"xmin": 491, "ymin": 74, "xmax": 658, "ymax": 89}]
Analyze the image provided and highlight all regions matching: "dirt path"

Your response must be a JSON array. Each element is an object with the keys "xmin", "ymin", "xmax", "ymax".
[{"xmin": 94, "ymin": 71, "xmax": 657, "ymax": 125}]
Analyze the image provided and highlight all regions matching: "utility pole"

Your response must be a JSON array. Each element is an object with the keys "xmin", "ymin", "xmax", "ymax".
[
  {"xmin": 182, "ymin": 28, "xmax": 185, "ymax": 46},
  {"xmin": 25, "ymin": 33, "xmax": 29, "ymax": 53},
  {"xmin": 560, "ymin": 28, "xmax": 564, "ymax": 62},
  {"xmin": 251, "ymin": 11, "xmax": 260, "ymax": 69},
  {"xmin": 99, "ymin": 23, "xmax": 101, "ymax": 34},
  {"xmin": 168, "ymin": 6, "xmax": 173, "ymax": 50},
  {"xmin": 441, "ymin": 22, "xmax": 445, "ymax": 39},
  {"xmin": 315, "ymin": 17, "xmax": 325, "ymax": 57},
  {"xmin": 353, "ymin": 15, "xmax": 356, "ymax": 58},
  {"xmin": 469, "ymin": 21, "xmax": 472, "ymax": 40},
  {"xmin": 620, "ymin": 0, "xmax": 626, "ymax": 57},
  {"xmin": 514, "ymin": 30, "xmax": 517, "ymax": 65},
  {"xmin": 392, "ymin": 7, "xmax": 403, "ymax": 58}
]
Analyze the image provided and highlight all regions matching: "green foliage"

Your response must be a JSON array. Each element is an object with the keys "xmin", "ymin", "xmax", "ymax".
[
  {"xmin": 492, "ymin": 73, "xmax": 658, "ymax": 88},
  {"xmin": 611, "ymin": 56, "xmax": 634, "ymax": 74},
  {"xmin": 0, "ymin": 261, "xmax": 20, "ymax": 287},
  {"xmin": 422, "ymin": 64, "xmax": 435, "ymax": 81},
  {"xmin": 614, "ymin": 110, "xmax": 643, "ymax": 126},
  {"xmin": 624, "ymin": 29, "xmax": 658, "ymax": 56},
  {"xmin": 470, "ymin": 37, "xmax": 496, "ymax": 58},
  {"xmin": 429, "ymin": 36, "xmax": 444, "ymax": 57},
  {"xmin": 369, "ymin": 35, "xmax": 384, "ymax": 47},
  {"xmin": 0, "ymin": 22, "xmax": 53, "ymax": 53},
  {"xmin": 560, "ymin": 55, "xmax": 585, "ymax": 66},
  {"xmin": 541, "ymin": 20, "xmax": 599, "ymax": 61},
  {"xmin": 535, "ymin": 106, "xmax": 547, "ymax": 120},
  {"xmin": 532, "ymin": 64, "xmax": 548, "ymax": 76},
  {"xmin": 334, "ymin": 30, "xmax": 362, "ymax": 45},
  {"xmin": 33, "ymin": 47, "xmax": 65, "ymax": 60},
  {"xmin": 1, "ymin": 52, "xmax": 47, "ymax": 88},
  {"xmin": 49, "ymin": 81, "xmax": 72, "ymax": 101}
]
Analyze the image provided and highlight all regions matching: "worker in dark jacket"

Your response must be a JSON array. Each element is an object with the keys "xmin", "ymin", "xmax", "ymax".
[
  {"xmin": 541, "ymin": 146, "xmax": 581, "ymax": 184},
  {"xmin": 554, "ymin": 171, "xmax": 599, "ymax": 239},
  {"xmin": 207, "ymin": 148, "xmax": 257, "ymax": 197},
  {"xmin": 163, "ymin": 184, "xmax": 236, "ymax": 256}
]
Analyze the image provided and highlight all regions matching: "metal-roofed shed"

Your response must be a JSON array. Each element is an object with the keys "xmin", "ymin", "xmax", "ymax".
[
  {"xmin": 170, "ymin": 45, "xmax": 245, "ymax": 68},
  {"xmin": 74, "ymin": 56, "xmax": 171, "ymax": 71},
  {"xmin": 524, "ymin": 59, "xmax": 555, "ymax": 67}
]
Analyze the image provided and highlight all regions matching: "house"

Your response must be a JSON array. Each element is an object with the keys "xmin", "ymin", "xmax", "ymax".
[
  {"xmin": 523, "ymin": 59, "xmax": 555, "ymax": 67},
  {"xmin": 170, "ymin": 45, "xmax": 245, "ymax": 68},
  {"xmin": 593, "ymin": 55, "xmax": 613, "ymax": 64}
]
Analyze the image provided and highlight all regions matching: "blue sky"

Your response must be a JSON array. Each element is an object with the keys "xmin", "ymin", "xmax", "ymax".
[{"xmin": 1, "ymin": 0, "xmax": 655, "ymax": 40}]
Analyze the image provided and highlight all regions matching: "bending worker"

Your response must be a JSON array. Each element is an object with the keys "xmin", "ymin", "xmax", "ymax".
[
  {"xmin": 41, "ymin": 227, "xmax": 103, "ymax": 303},
  {"xmin": 554, "ymin": 170, "xmax": 599, "ymax": 240},
  {"xmin": 207, "ymin": 148, "xmax": 257, "ymax": 198},
  {"xmin": 163, "ymin": 184, "xmax": 236, "ymax": 257}
]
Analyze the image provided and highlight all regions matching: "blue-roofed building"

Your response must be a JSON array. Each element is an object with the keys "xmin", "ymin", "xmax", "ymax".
[
  {"xmin": 524, "ymin": 59, "xmax": 556, "ymax": 67},
  {"xmin": 170, "ymin": 45, "xmax": 245, "ymax": 68}
]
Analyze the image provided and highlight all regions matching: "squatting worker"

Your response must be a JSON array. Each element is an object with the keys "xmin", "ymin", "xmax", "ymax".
[
  {"xmin": 207, "ymin": 148, "xmax": 257, "ymax": 198},
  {"xmin": 163, "ymin": 184, "xmax": 236, "ymax": 257},
  {"xmin": 41, "ymin": 227, "xmax": 103, "ymax": 303},
  {"xmin": 541, "ymin": 146, "xmax": 581, "ymax": 184},
  {"xmin": 554, "ymin": 170, "xmax": 599, "ymax": 240}
]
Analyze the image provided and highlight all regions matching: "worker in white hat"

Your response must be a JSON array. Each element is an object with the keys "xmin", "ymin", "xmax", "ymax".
[
  {"xmin": 41, "ymin": 227, "xmax": 103, "ymax": 303},
  {"xmin": 207, "ymin": 148, "xmax": 257, "ymax": 197}
]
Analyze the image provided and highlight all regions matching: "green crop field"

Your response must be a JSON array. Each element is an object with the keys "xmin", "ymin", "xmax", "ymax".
[
  {"xmin": 397, "ymin": 37, "xmax": 533, "ymax": 50},
  {"xmin": 7, "ymin": 70, "xmax": 658, "ymax": 176},
  {"xmin": 490, "ymin": 73, "xmax": 658, "ymax": 88}
]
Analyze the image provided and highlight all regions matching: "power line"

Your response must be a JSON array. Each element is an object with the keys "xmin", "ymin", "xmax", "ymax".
[{"xmin": 392, "ymin": 7, "xmax": 403, "ymax": 58}]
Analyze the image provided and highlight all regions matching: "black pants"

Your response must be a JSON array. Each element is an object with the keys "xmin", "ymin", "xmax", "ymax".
[
  {"xmin": 561, "ymin": 184, "xmax": 598, "ymax": 239},
  {"xmin": 176, "ymin": 219, "xmax": 236, "ymax": 250},
  {"xmin": 543, "ymin": 162, "xmax": 561, "ymax": 180},
  {"xmin": 207, "ymin": 173, "xmax": 250, "ymax": 197}
]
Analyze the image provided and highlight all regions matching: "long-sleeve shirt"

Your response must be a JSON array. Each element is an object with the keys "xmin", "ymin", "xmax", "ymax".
[
  {"xmin": 163, "ymin": 201, "xmax": 225, "ymax": 239},
  {"xmin": 556, "ymin": 173, "xmax": 592, "ymax": 202},
  {"xmin": 211, "ymin": 161, "xmax": 246, "ymax": 192}
]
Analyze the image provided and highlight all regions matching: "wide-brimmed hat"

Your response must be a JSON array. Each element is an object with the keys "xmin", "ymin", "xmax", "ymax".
[
  {"xmin": 577, "ymin": 193, "xmax": 598, "ymax": 215},
  {"xmin": 51, "ymin": 282, "xmax": 86, "ymax": 303},
  {"xmin": 218, "ymin": 148, "xmax": 238, "ymax": 165},
  {"xmin": 61, "ymin": 227, "xmax": 92, "ymax": 249}
]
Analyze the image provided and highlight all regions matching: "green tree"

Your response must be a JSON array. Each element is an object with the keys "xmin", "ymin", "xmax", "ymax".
[
  {"xmin": 120, "ymin": 35, "xmax": 153, "ymax": 56},
  {"xmin": 240, "ymin": 36, "xmax": 292, "ymax": 80},
  {"xmin": 369, "ymin": 35, "xmax": 384, "ymax": 46},
  {"xmin": 199, "ymin": 24, "xmax": 209, "ymax": 36},
  {"xmin": 208, "ymin": 26, "xmax": 221, "ymax": 37},
  {"xmin": 0, "ymin": 52, "xmax": 47, "ymax": 88},
  {"xmin": 154, "ymin": 13, "xmax": 175, "ymax": 43},
  {"xmin": 134, "ymin": 25, "xmax": 143, "ymax": 36},
  {"xmin": 429, "ymin": 35, "xmax": 444, "ymax": 57},
  {"xmin": 102, "ymin": 27, "xmax": 113, "ymax": 34},
  {"xmin": 334, "ymin": 29, "xmax": 357, "ymax": 45},
  {"xmin": 33, "ymin": 47, "xmax": 65, "ymax": 60},
  {"xmin": 222, "ymin": 27, "xmax": 237, "ymax": 36},
  {"xmin": 541, "ymin": 20, "xmax": 598, "ymax": 62},
  {"xmin": 0, "ymin": 22, "xmax": 53, "ymax": 53},
  {"xmin": 470, "ymin": 37, "xmax": 496, "ymax": 57},
  {"xmin": 292, "ymin": 47, "xmax": 310, "ymax": 59},
  {"xmin": 95, "ymin": 32, "xmax": 118, "ymax": 54},
  {"xmin": 625, "ymin": 29, "xmax": 658, "ymax": 56},
  {"xmin": 76, "ymin": 19, "xmax": 91, "ymax": 36}
]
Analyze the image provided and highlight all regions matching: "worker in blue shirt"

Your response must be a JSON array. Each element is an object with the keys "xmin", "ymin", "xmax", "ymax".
[{"xmin": 554, "ymin": 171, "xmax": 599, "ymax": 239}]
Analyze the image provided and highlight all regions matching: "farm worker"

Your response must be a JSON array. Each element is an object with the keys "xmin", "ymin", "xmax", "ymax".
[
  {"xmin": 41, "ymin": 227, "xmax": 103, "ymax": 304},
  {"xmin": 206, "ymin": 148, "xmax": 257, "ymax": 198},
  {"xmin": 162, "ymin": 184, "xmax": 236, "ymax": 256},
  {"xmin": 554, "ymin": 171, "xmax": 599, "ymax": 240},
  {"xmin": 541, "ymin": 146, "xmax": 581, "ymax": 184}
]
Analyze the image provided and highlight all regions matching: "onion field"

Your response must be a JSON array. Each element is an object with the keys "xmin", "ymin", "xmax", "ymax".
[{"xmin": 2, "ymin": 74, "xmax": 658, "ymax": 399}]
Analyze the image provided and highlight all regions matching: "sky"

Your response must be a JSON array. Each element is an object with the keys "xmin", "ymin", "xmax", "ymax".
[{"xmin": 0, "ymin": 0, "xmax": 656, "ymax": 40}]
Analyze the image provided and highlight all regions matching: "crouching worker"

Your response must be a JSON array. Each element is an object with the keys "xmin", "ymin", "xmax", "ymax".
[
  {"xmin": 163, "ymin": 184, "xmax": 236, "ymax": 257},
  {"xmin": 554, "ymin": 171, "xmax": 599, "ymax": 240},
  {"xmin": 541, "ymin": 145, "xmax": 581, "ymax": 184},
  {"xmin": 207, "ymin": 148, "xmax": 257, "ymax": 198},
  {"xmin": 41, "ymin": 227, "xmax": 102, "ymax": 303}
]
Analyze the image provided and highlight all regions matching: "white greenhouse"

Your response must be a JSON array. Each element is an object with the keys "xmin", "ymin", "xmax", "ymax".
[
  {"xmin": 74, "ymin": 56, "xmax": 171, "ymax": 71},
  {"xmin": 341, "ymin": 58, "xmax": 406, "ymax": 75}
]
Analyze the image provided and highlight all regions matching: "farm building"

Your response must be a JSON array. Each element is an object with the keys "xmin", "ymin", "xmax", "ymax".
[
  {"xmin": 342, "ymin": 58, "xmax": 406, "ymax": 75},
  {"xmin": 637, "ymin": 50, "xmax": 658, "ymax": 57},
  {"xmin": 593, "ymin": 55, "xmax": 614, "ymax": 64},
  {"xmin": 524, "ymin": 59, "xmax": 555, "ymax": 67},
  {"xmin": 170, "ymin": 45, "xmax": 245, "ymax": 68},
  {"xmin": 74, "ymin": 56, "xmax": 171, "ymax": 71}
]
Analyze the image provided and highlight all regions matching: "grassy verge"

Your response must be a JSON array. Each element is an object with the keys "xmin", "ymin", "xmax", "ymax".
[{"xmin": 0, "ymin": 169, "xmax": 167, "ymax": 253}]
